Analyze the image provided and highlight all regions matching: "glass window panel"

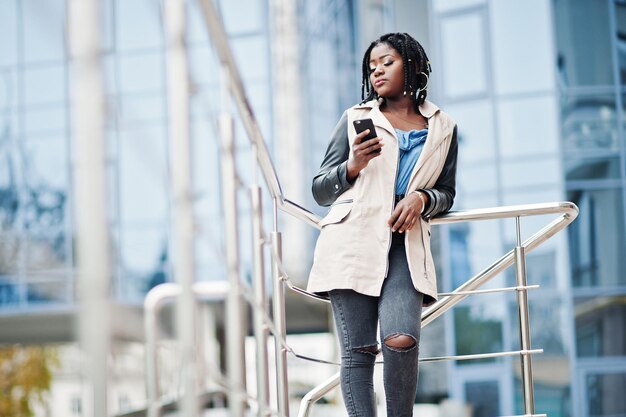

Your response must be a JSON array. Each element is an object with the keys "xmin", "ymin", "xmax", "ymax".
[
  {"xmin": 115, "ymin": 0, "xmax": 163, "ymax": 51},
  {"xmin": 102, "ymin": 0, "xmax": 114, "ymax": 52},
  {"xmin": 567, "ymin": 188, "xmax": 626, "ymax": 288},
  {"xmin": 219, "ymin": 0, "xmax": 262, "ymax": 35},
  {"xmin": 490, "ymin": 0, "xmax": 554, "ymax": 94},
  {"xmin": 507, "ymin": 295, "xmax": 567, "ymax": 355},
  {"xmin": 0, "ymin": 140, "xmax": 19, "ymax": 229},
  {"xmin": 0, "ymin": 71, "xmax": 18, "ymax": 112},
  {"xmin": 26, "ymin": 279, "xmax": 69, "ymax": 304},
  {"xmin": 561, "ymin": 95, "xmax": 618, "ymax": 153},
  {"xmin": 231, "ymin": 37, "xmax": 269, "ymax": 81},
  {"xmin": 446, "ymin": 100, "xmax": 496, "ymax": 162},
  {"xmin": 454, "ymin": 303, "xmax": 504, "ymax": 362},
  {"xmin": 464, "ymin": 380, "xmax": 500, "ymax": 417},
  {"xmin": 118, "ymin": 53, "xmax": 164, "ymax": 94},
  {"xmin": 22, "ymin": 0, "xmax": 66, "ymax": 63},
  {"xmin": 0, "ymin": 237, "xmax": 22, "ymax": 274},
  {"xmin": 25, "ymin": 234, "xmax": 67, "ymax": 272},
  {"xmin": 188, "ymin": 45, "xmax": 218, "ymax": 87},
  {"xmin": 23, "ymin": 65, "xmax": 66, "ymax": 106},
  {"xmin": 119, "ymin": 126, "xmax": 168, "ymax": 224},
  {"xmin": 575, "ymin": 296, "xmax": 626, "ymax": 357},
  {"xmin": 450, "ymin": 224, "xmax": 472, "ymax": 289},
  {"xmin": 0, "ymin": 277, "xmax": 21, "ymax": 306},
  {"xmin": 119, "ymin": 94, "xmax": 164, "ymax": 126},
  {"xmin": 498, "ymin": 96, "xmax": 559, "ymax": 158},
  {"xmin": 118, "ymin": 226, "xmax": 168, "ymax": 295},
  {"xmin": 440, "ymin": 13, "xmax": 487, "ymax": 98},
  {"xmin": 195, "ymin": 219, "xmax": 225, "ymax": 282},
  {"xmin": 565, "ymin": 156, "xmax": 621, "ymax": 181},
  {"xmin": 191, "ymin": 121, "xmax": 220, "ymax": 217},
  {"xmin": 500, "ymin": 157, "xmax": 561, "ymax": 189},
  {"xmin": 433, "ymin": 0, "xmax": 485, "ymax": 13},
  {"xmin": 0, "ymin": 0, "xmax": 18, "ymax": 67},
  {"xmin": 458, "ymin": 163, "xmax": 498, "ymax": 193},
  {"xmin": 506, "ymin": 250, "xmax": 559, "ymax": 290},
  {"xmin": 513, "ymin": 360, "xmax": 571, "ymax": 417},
  {"xmin": 617, "ymin": 2, "xmax": 626, "ymax": 85},
  {"xmin": 586, "ymin": 372, "xmax": 626, "ymax": 416},
  {"xmin": 22, "ymin": 137, "xmax": 68, "ymax": 189},
  {"xmin": 24, "ymin": 106, "xmax": 67, "ymax": 136},
  {"xmin": 554, "ymin": 0, "xmax": 613, "ymax": 87}
]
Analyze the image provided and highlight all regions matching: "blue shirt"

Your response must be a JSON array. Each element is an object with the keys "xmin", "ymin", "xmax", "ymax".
[{"xmin": 394, "ymin": 128, "xmax": 428, "ymax": 195}]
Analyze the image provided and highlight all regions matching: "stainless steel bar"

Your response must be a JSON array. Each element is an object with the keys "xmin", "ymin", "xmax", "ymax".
[
  {"xmin": 438, "ymin": 284, "xmax": 540, "ymax": 297},
  {"xmin": 271, "ymin": 231, "xmax": 290, "ymax": 417},
  {"xmin": 430, "ymin": 201, "xmax": 578, "ymax": 225},
  {"xmin": 196, "ymin": 0, "xmax": 282, "ymax": 199},
  {"xmin": 515, "ymin": 217, "xmax": 535, "ymax": 414},
  {"xmin": 164, "ymin": 1, "xmax": 197, "ymax": 415},
  {"xmin": 144, "ymin": 281, "xmax": 230, "ymax": 417},
  {"xmin": 69, "ymin": 0, "xmax": 109, "ymax": 415},
  {"xmin": 251, "ymin": 186, "xmax": 270, "ymax": 417},
  {"xmin": 145, "ymin": 283, "xmax": 181, "ymax": 417},
  {"xmin": 422, "ymin": 210, "xmax": 577, "ymax": 327},
  {"xmin": 297, "ymin": 372, "xmax": 341, "ymax": 417},
  {"xmin": 268, "ymin": 242, "xmax": 330, "ymax": 303},
  {"xmin": 500, "ymin": 415, "xmax": 547, "ymax": 417},
  {"xmin": 419, "ymin": 349, "xmax": 543, "ymax": 363},
  {"xmin": 220, "ymin": 110, "xmax": 248, "ymax": 417},
  {"xmin": 296, "ymin": 208, "xmax": 578, "ymax": 416}
]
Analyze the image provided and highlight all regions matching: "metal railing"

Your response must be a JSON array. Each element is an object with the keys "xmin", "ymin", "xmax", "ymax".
[{"xmin": 140, "ymin": 1, "xmax": 579, "ymax": 417}]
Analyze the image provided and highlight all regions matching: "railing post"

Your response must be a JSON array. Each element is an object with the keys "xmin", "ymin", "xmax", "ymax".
[
  {"xmin": 514, "ymin": 216, "xmax": 535, "ymax": 414},
  {"xmin": 271, "ymin": 223, "xmax": 290, "ymax": 417},
  {"xmin": 251, "ymin": 185, "xmax": 270, "ymax": 416},
  {"xmin": 69, "ymin": 0, "xmax": 110, "ymax": 415},
  {"xmin": 164, "ymin": 0, "xmax": 199, "ymax": 416},
  {"xmin": 220, "ymin": 106, "xmax": 248, "ymax": 417}
]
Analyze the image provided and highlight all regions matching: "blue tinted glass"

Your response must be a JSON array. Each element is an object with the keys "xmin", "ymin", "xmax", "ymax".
[
  {"xmin": 0, "ymin": 1, "xmax": 18, "ymax": 67},
  {"xmin": 23, "ymin": 0, "xmax": 66, "ymax": 63}
]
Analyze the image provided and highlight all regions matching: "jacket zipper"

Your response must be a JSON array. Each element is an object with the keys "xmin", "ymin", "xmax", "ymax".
[
  {"xmin": 384, "ymin": 143, "xmax": 400, "ymax": 279},
  {"xmin": 421, "ymin": 218, "xmax": 428, "ymax": 280}
]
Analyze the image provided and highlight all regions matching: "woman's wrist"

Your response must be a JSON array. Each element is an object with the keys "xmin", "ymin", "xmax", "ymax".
[{"xmin": 410, "ymin": 190, "xmax": 428, "ymax": 214}]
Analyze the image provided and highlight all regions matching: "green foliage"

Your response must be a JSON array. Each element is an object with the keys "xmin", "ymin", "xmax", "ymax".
[{"xmin": 0, "ymin": 345, "xmax": 58, "ymax": 417}]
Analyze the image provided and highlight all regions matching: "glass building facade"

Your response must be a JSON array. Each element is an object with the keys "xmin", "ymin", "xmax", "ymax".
[
  {"xmin": 0, "ymin": 0, "xmax": 624, "ymax": 416},
  {"xmin": 428, "ymin": 0, "xmax": 626, "ymax": 416}
]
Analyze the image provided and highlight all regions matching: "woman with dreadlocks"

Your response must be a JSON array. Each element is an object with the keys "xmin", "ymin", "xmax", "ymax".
[{"xmin": 307, "ymin": 33, "xmax": 458, "ymax": 416}]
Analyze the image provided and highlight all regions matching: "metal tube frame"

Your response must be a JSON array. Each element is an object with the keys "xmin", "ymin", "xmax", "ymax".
[
  {"xmin": 144, "ymin": 281, "xmax": 230, "ymax": 417},
  {"xmin": 251, "ymin": 185, "xmax": 270, "ymax": 417},
  {"xmin": 219, "ymin": 109, "xmax": 248, "ymax": 417},
  {"xmin": 163, "ymin": 1, "xmax": 198, "ymax": 416},
  {"xmin": 69, "ymin": 0, "xmax": 110, "ymax": 415}
]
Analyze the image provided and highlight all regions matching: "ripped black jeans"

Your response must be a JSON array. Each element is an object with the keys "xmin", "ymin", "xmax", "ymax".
[{"xmin": 329, "ymin": 233, "xmax": 424, "ymax": 417}]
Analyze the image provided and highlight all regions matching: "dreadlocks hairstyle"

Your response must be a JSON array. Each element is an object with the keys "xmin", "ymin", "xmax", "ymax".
[{"xmin": 360, "ymin": 32, "xmax": 432, "ymax": 109}]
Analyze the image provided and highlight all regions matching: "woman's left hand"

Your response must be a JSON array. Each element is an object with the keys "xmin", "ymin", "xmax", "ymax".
[{"xmin": 387, "ymin": 193, "xmax": 425, "ymax": 233}]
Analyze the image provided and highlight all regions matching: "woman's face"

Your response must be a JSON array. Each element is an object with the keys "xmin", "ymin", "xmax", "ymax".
[{"xmin": 368, "ymin": 43, "xmax": 404, "ymax": 98}]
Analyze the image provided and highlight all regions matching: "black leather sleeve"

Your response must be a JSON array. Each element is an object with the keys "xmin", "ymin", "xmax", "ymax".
[
  {"xmin": 417, "ymin": 125, "xmax": 458, "ymax": 219},
  {"xmin": 311, "ymin": 112, "xmax": 355, "ymax": 207}
]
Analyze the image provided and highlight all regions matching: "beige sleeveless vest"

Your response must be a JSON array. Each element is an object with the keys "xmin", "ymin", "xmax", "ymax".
[{"xmin": 307, "ymin": 99, "xmax": 455, "ymax": 305}]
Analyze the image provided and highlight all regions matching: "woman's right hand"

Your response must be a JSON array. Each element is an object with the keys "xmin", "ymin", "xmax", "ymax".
[{"xmin": 346, "ymin": 129, "xmax": 384, "ymax": 182}]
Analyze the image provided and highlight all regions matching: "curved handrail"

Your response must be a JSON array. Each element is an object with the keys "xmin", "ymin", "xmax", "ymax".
[{"xmin": 276, "ymin": 201, "xmax": 578, "ymax": 302}]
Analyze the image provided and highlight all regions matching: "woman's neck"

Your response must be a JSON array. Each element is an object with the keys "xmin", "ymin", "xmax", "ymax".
[{"xmin": 381, "ymin": 96, "xmax": 417, "ymax": 116}]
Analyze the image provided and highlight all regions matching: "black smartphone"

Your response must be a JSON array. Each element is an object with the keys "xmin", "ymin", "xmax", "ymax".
[{"xmin": 352, "ymin": 118, "xmax": 380, "ymax": 153}]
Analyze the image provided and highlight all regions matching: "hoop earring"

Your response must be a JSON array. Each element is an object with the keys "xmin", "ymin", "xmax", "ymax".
[{"xmin": 416, "ymin": 72, "xmax": 429, "ymax": 93}]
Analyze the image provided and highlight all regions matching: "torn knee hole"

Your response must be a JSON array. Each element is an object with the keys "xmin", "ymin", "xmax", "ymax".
[
  {"xmin": 383, "ymin": 333, "xmax": 416, "ymax": 351},
  {"xmin": 353, "ymin": 344, "xmax": 380, "ymax": 356}
]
